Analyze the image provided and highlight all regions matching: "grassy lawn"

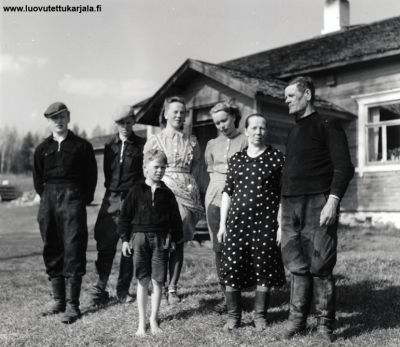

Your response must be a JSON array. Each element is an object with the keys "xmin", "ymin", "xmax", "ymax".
[{"xmin": 1, "ymin": 202, "xmax": 400, "ymax": 347}]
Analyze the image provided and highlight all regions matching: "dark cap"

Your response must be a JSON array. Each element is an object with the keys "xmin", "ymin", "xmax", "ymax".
[
  {"xmin": 44, "ymin": 102, "xmax": 69, "ymax": 118},
  {"xmin": 113, "ymin": 105, "xmax": 135, "ymax": 123}
]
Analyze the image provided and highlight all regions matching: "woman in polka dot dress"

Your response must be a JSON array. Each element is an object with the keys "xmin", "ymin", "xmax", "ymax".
[{"xmin": 217, "ymin": 113, "xmax": 286, "ymax": 331}]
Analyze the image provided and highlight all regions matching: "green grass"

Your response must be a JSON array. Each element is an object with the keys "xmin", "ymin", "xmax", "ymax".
[{"xmin": 1, "ymin": 202, "xmax": 400, "ymax": 347}]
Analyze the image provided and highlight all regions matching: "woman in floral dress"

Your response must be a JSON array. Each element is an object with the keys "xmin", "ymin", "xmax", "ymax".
[
  {"xmin": 217, "ymin": 114, "xmax": 286, "ymax": 331},
  {"xmin": 144, "ymin": 96, "xmax": 203, "ymax": 304}
]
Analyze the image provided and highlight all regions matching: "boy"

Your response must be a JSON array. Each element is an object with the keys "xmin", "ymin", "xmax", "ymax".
[{"xmin": 118, "ymin": 149, "xmax": 183, "ymax": 335}]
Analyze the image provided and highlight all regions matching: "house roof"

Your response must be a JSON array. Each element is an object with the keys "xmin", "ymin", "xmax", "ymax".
[
  {"xmin": 222, "ymin": 16, "xmax": 400, "ymax": 79},
  {"xmin": 136, "ymin": 59, "xmax": 354, "ymax": 125}
]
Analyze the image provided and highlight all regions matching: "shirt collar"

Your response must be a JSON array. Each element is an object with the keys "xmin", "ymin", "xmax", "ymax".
[
  {"xmin": 141, "ymin": 180, "xmax": 168, "ymax": 190},
  {"xmin": 46, "ymin": 130, "xmax": 73, "ymax": 143},
  {"xmin": 163, "ymin": 127, "xmax": 184, "ymax": 139},
  {"xmin": 224, "ymin": 129, "xmax": 241, "ymax": 140},
  {"xmin": 296, "ymin": 111, "xmax": 317, "ymax": 123},
  {"xmin": 115, "ymin": 131, "xmax": 137, "ymax": 144}
]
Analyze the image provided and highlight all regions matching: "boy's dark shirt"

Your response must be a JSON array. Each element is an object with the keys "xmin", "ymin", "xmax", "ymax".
[
  {"xmin": 33, "ymin": 130, "xmax": 97, "ymax": 204},
  {"xmin": 103, "ymin": 133, "xmax": 145, "ymax": 192},
  {"xmin": 281, "ymin": 112, "xmax": 354, "ymax": 199},
  {"xmin": 118, "ymin": 181, "xmax": 183, "ymax": 243}
]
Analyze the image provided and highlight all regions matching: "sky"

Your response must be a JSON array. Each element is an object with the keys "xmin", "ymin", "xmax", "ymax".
[{"xmin": 1, "ymin": 0, "xmax": 400, "ymax": 137}]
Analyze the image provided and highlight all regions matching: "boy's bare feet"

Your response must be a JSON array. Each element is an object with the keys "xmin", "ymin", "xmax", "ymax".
[
  {"xmin": 150, "ymin": 319, "xmax": 162, "ymax": 334},
  {"xmin": 136, "ymin": 325, "xmax": 146, "ymax": 336}
]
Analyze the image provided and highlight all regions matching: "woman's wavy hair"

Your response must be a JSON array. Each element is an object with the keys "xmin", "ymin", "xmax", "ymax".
[
  {"xmin": 158, "ymin": 96, "xmax": 186, "ymax": 128},
  {"xmin": 209, "ymin": 99, "xmax": 242, "ymax": 128}
]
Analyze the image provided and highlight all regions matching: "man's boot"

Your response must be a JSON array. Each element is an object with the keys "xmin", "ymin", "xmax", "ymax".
[
  {"xmin": 61, "ymin": 276, "xmax": 82, "ymax": 324},
  {"xmin": 88, "ymin": 261, "xmax": 110, "ymax": 307},
  {"xmin": 313, "ymin": 275, "xmax": 335, "ymax": 343},
  {"xmin": 223, "ymin": 290, "xmax": 242, "ymax": 331},
  {"xmin": 88, "ymin": 279, "xmax": 110, "ymax": 307},
  {"xmin": 41, "ymin": 276, "xmax": 66, "ymax": 316},
  {"xmin": 253, "ymin": 290, "xmax": 270, "ymax": 331},
  {"xmin": 278, "ymin": 274, "xmax": 312, "ymax": 339}
]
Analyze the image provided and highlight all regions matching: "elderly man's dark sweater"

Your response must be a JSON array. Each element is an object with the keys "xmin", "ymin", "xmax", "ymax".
[{"xmin": 281, "ymin": 112, "xmax": 354, "ymax": 199}]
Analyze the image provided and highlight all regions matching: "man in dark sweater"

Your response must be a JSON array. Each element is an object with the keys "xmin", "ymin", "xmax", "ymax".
[
  {"xmin": 89, "ymin": 105, "xmax": 145, "ymax": 306},
  {"xmin": 279, "ymin": 77, "xmax": 354, "ymax": 342},
  {"xmin": 33, "ymin": 102, "xmax": 97, "ymax": 324}
]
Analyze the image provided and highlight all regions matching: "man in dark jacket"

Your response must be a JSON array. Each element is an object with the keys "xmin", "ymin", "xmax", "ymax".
[
  {"xmin": 279, "ymin": 77, "xmax": 354, "ymax": 342},
  {"xmin": 89, "ymin": 105, "xmax": 145, "ymax": 306},
  {"xmin": 33, "ymin": 102, "xmax": 97, "ymax": 324}
]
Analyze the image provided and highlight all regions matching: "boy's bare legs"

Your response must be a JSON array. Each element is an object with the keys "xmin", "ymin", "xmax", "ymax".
[
  {"xmin": 136, "ymin": 278, "xmax": 150, "ymax": 336},
  {"xmin": 150, "ymin": 279, "xmax": 163, "ymax": 334}
]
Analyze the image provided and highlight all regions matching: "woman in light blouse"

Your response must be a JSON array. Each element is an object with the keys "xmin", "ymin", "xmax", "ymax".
[
  {"xmin": 143, "ymin": 96, "xmax": 203, "ymax": 305},
  {"xmin": 204, "ymin": 101, "xmax": 247, "ymax": 310}
]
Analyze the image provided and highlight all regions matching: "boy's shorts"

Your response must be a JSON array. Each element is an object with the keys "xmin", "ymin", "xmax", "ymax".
[{"xmin": 132, "ymin": 232, "xmax": 169, "ymax": 283}]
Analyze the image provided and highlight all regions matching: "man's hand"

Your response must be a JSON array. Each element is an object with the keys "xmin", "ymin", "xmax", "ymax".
[
  {"xmin": 320, "ymin": 196, "xmax": 339, "ymax": 226},
  {"xmin": 122, "ymin": 241, "xmax": 132, "ymax": 257},
  {"xmin": 217, "ymin": 224, "xmax": 227, "ymax": 243}
]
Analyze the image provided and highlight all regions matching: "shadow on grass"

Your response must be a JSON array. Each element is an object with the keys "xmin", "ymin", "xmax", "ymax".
[
  {"xmin": 180, "ymin": 288, "xmax": 220, "ymax": 298},
  {"xmin": 81, "ymin": 297, "xmax": 122, "ymax": 316},
  {"xmin": 0, "ymin": 251, "xmax": 42, "ymax": 261},
  {"xmin": 335, "ymin": 279, "xmax": 400, "ymax": 339}
]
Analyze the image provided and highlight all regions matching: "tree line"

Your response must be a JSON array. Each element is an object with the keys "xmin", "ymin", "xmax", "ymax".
[{"xmin": 0, "ymin": 124, "xmax": 109, "ymax": 174}]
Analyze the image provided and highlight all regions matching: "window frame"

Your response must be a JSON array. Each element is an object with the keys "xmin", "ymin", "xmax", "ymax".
[{"xmin": 354, "ymin": 88, "xmax": 400, "ymax": 177}]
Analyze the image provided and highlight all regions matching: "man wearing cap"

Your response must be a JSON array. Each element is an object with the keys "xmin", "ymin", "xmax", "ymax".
[
  {"xmin": 89, "ymin": 105, "xmax": 145, "ymax": 306},
  {"xmin": 33, "ymin": 102, "xmax": 97, "ymax": 324}
]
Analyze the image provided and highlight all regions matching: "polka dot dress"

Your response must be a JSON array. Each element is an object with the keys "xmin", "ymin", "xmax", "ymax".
[{"xmin": 220, "ymin": 146, "xmax": 286, "ymax": 289}]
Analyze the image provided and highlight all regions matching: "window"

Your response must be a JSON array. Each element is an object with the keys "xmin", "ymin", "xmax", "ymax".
[
  {"xmin": 366, "ymin": 102, "xmax": 400, "ymax": 163},
  {"xmin": 193, "ymin": 106, "xmax": 213, "ymax": 124},
  {"xmin": 354, "ymin": 88, "xmax": 400, "ymax": 176}
]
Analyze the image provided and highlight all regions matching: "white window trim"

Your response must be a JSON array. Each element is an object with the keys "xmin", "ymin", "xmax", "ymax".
[{"xmin": 353, "ymin": 88, "xmax": 400, "ymax": 177}]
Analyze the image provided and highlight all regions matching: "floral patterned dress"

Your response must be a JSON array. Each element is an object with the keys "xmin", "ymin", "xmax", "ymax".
[
  {"xmin": 144, "ymin": 128, "xmax": 204, "ymax": 241},
  {"xmin": 220, "ymin": 146, "xmax": 286, "ymax": 289}
]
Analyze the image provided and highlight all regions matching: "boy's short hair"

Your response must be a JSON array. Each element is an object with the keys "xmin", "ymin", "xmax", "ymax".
[{"xmin": 143, "ymin": 148, "xmax": 168, "ymax": 167}]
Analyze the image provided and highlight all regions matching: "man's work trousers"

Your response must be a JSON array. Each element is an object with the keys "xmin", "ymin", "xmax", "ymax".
[
  {"xmin": 280, "ymin": 193, "xmax": 338, "ymax": 277},
  {"xmin": 281, "ymin": 193, "xmax": 338, "ymax": 330},
  {"xmin": 94, "ymin": 191, "xmax": 133, "ymax": 295},
  {"xmin": 38, "ymin": 184, "xmax": 88, "ymax": 278}
]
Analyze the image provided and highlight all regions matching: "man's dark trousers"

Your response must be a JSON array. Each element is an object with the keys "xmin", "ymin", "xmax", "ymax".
[
  {"xmin": 38, "ymin": 184, "xmax": 88, "ymax": 279},
  {"xmin": 94, "ymin": 191, "xmax": 133, "ymax": 298},
  {"xmin": 281, "ymin": 193, "xmax": 337, "ymax": 333}
]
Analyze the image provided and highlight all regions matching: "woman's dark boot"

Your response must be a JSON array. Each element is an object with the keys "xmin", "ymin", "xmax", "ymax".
[
  {"xmin": 223, "ymin": 290, "xmax": 242, "ymax": 331},
  {"xmin": 253, "ymin": 290, "xmax": 270, "ymax": 331},
  {"xmin": 313, "ymin": 275, "xmax": 335, "ymax": 343},
  {"xmin": 61, "ymin": 276, "xmax": 82, "ymax": 324},
  {"xmin": 278, "ymin": 274, "xmax": 312, "ymax": 339},
  {"xmin": 214, "ymin": 286, "xmax": 227, "ymax": 314},
  {"xmin": 41, "ymin": 276, "xmax": 66, "ymax": 316},
  {"xmin": 214, "ymin": 252, "xmax": 226, "ymax": 313}
]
